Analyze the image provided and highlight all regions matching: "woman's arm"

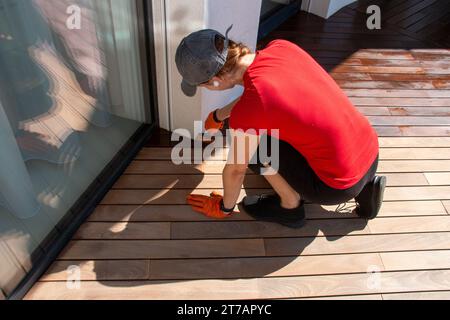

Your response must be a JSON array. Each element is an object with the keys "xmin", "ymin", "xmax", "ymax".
[
  {"xmin": 222, "ymin": 163, "xmax": 247, "ymax": 209},
  {"xmin": 215, "ymin": 97, "xmax": 240, "ymax": 121},
  {"xmin": 186, "ymin": 130, "xmax": 260, "ymax": 217},
  {"xmin": 222, "ymin": 131, "xmax": 260, "ymax": 209}
]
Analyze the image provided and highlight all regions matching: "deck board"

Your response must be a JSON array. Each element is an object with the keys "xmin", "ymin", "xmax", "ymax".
[
  {"xmin": 38, "ymin": 250, "xmax": 450, "ymax": 281},
  {"xmin": 25, "ymin": 270, "xmax": 450, "ymax": 300},
  {"xmin": 382, "ymin": 291, "xmax": 450, "ymax": 300},
  {"xmin": 26, "ymin": 0, "xmax": 450, "ymax": 300},
  {"xmin": 86, "ymin": 200, "xmax": 447, "ymax": 224}
]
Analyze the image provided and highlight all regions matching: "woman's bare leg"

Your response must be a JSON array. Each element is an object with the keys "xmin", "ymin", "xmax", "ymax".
[{"xmin": 263, "ymin": 172, "xmax": 301, "ymax": 209}]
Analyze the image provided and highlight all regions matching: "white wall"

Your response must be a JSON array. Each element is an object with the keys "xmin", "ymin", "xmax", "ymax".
[
  {"xmin": 163, "ymin": 0, "xmax": 206, "ymax": 134},
  {"xmin": 202, "ymin": 0, "xmax": 262, "ymax": 122},
  {"xmin": 302, "ymin": 0, "xmax": 356, "ymax": 19},
  {"xmin": 152, "ymin": 0, "xmax": 262, "ymax": 137}
]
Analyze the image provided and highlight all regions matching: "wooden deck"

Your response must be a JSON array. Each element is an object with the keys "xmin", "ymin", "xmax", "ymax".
[{"xmin": 25, "ymin": 1, "xmax": 450, "ymax": 299}]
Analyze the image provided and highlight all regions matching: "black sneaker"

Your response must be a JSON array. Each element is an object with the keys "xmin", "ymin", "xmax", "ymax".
[
  {"xmin": 354, "ymin": 175, "xmax": 387, "ymax": 220},
  {"xmin": 241, "ymin": 193, "xmax": 306, "ymax": 228}
]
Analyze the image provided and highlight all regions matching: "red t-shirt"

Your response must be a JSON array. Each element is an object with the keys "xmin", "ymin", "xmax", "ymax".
[{"xmin": 229, "ymin": 39, "xmax": 379, "ymax": 190}]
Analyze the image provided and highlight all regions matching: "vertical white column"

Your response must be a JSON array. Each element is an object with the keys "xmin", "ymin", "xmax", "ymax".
[
  {"xmin": 201, "ymin": 0, "xmax": 262, "ymax": 122},
  {"xmin": 163, "ymin": 0, "xmax": 206, "ymax": 134},
  {"xmin": 154, "ymin": 0, "xmax": 262, "ymax": 136}
]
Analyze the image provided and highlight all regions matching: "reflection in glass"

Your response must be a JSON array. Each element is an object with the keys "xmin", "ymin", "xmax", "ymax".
[{"xmin": 0, "ymin": 0, "xmax": 147, "ymax": 295}]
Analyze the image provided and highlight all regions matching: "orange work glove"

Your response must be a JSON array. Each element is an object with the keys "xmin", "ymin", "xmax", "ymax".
[
  {"xmin": 205, "ymin": 109, "xmax": 224, "ymax": 131},
  {"xmin": 186, "ymin": 191, "xmax": 233, "ymax": 219}
]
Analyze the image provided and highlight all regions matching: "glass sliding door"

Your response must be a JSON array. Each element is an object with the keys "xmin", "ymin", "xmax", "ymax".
[{"xmin": 0, "ymin": 0, "xmax": 151, "ymax": 296}]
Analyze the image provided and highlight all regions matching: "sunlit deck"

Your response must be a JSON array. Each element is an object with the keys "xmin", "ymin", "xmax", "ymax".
[{"xmin": 25, "ymin": 0, "xmax": 450, "ymax": 299}]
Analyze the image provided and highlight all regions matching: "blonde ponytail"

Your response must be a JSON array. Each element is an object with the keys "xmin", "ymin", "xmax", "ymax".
[{"xmin": 215, "ymin": 38, "xmax": 252, "ymax": 78}]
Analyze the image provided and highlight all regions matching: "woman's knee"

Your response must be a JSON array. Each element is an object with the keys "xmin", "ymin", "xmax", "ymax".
[{"xmin": 248, "ymin": 163, "xmax": 264, "ymax": 175}]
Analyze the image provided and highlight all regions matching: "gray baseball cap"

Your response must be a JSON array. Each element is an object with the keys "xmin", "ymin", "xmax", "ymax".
[{"xmin": 175, "ymin": 25, "xmax": 233, "ymax": 97}]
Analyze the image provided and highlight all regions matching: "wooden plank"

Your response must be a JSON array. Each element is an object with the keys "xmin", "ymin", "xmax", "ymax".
[
  {"xmin": 113, "ymin": 173, "xmax": 428, "ymax": 189},
  {"xmin": 345, "ymin": 49, "xmax": 415, "ymax": 60},
  {"xmin": 380, "ymin": 148, "xmax": 450, "ymax": 160},
  {"xmin": 290, "ymin": 33, "xmax": 416, "ymax": 44},
  {"xmin": 41, "ymin": 260, "xmax": 150, "ymax": 281},
  {"xmin": 376, "ymin": 200, "xmax": 447, "ymax": 217},
  {"xmin": 124, "ymin": 160, "xmax": 450, "ymax": 175},
  {"xmin": 415, "ymin": 15, "xmax": 450, "ymax": 42},
  {"xmin": 401, "ymin": 0, "xmax": 450, "ymax": 30},
  {"xmin": 368, "ymin": 216, "xmax": 450, "ymax": 234},
  {"xmin": 378, "ymin": 160, "xmax": 450, "ymax": 172},
  {"xmin": 147, "ymin": 253, "xmax": 384, "ymax": 280},
  {"xmin": 384, "ymin": 186, "xmax": 450, "ymax": 200},
  {"xmin": 350, "ymin": 97, "xmax": 450, "ymax": 106},
  {"xmin": 443, "ymin": 201, "xmax": 450, "ymax": 214},
  {"xmin": 381, "ymin": 0, "xmax": 426, "ymax": 21},
  {"xmin": 59, "ymin": 232, "xmax": 450, "ymax": 264},
  {"xmin": 383, "ymin": 291, "xmax": 450, "ymax": 300},
  {"xmin": 264, "ymin": 232, "xmax": 450, "ymax": 256},
  {"xmin": 171, "ymin": 219, "xmax": 370, "ymax": 239},
  {"xmin": 380, "ymin": 126, "xmax": 450, "ymax": 137},
  {"xmin": 58, "ymin": 239, "xmax": 265, "ymax": 260},
  {"xmin": 388, "ymin": 107, "xmax": 450, "ymax": 116},
  {"xmin": 346, "ymin": 88, "xmax": 450, "ymax": 98},
  {"xmin": 368, "ymin": 74, "xmax": 450, "ymax": 81},
  {"xmin": 135, "ymin": 147, "xmax": 450, "ymax": 161},
  {"xmin": 337, "ymin": 59, "xmax": 450, "ymax": 68},
  {"xmin": 87, "ymin": 204, "xmax": 240, "ymax": 222},
  {"xmin": 34, "ymin": 255, "xmax": 399, "ymax": 282},
  {"xmin": 171, "ymin": 216, "xmax": 450, "ymax": 239},
  {"xmin": 124, "ymin": 161, "xmax": 229, "ymax": 175},
  {"xmin": 100, "ymin": 189, "xmax": 270, "ymax": 205},
  {"xmin": 290, "ymin": 42, "xmax": 425, "ymax": 52},
  {"xmin": 391, "ymin": 125, "xmax": 450, "ymax": 137},
  {"xmin": 87, "ymin": 200, "xmax": 447, "ymax": 223},
  {"xmin": 332, "ymin": 66, "xmax": 426, "ymax": 74},
  {"xmin": 101, "ymin": 186, "xmax": 450, "ymax": 204},
  {"xmin": 113, "ymin": 174, "xmax": 270, "ymax": 189},
  {"xmin": 378, "ymin": 137, "xmax": 450, "ymax": 147},
  {"xmin": 407, "ymin": 1, "xmax": 450, "ymax": 33},
  {"xmin": 386, "ymin": 0, "xmax": 441, "ymax": 25},
  {"xmin": 380, "ymin": 250, "xmax": 450, "ymax": 271},
  {"xmin": 424, "ymin": 172, "xmax": 450, "ymax": 185},
  {"xmin": 357, "ymin": 107, "xmax": 391, "ymax": 115},
  {"xmin": 337, "ymin": 59, "xmax": 422, "ymax": 67},
  {"xmin": 136, "ymin": 147, "xmax": 227, "ymax": 161},
  {"xmin": 410, "ymin": 49, "xmax": 450, "ymax": 57},
  {"xmin": 25, "ymin": 278, "xmax": 258, "ymax": 300},
  {"xmin": 73, "ymin": 222, "xmax": 171, "ymax": 240},
  {"xmin": 331, "ymin": 73, "xmax": 372, "ymax": 81},
  {"xmin": 261, "ymin": 35, "xmax": 422, "ymax": 47},
  {"xmin": 368, "ymin": 116, "xmax": 450, "ymax": 126},
  {"xmin": 24, "ymin": 270, "xmax": 450, "ymax": 300},
  {"xmin": 337, "ymin": 80, "xmax": 450, "ymax": 90}
]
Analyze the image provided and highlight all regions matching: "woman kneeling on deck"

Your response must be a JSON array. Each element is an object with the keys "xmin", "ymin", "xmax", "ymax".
[{"xmin": 175, "ymin": 26, "xmax": 386, "ymax": 228}]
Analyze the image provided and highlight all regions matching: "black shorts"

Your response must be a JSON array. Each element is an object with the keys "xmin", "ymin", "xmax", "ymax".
[{"xmin": 248, "ymin": 136, "xmax": 379, "ymax": 205}]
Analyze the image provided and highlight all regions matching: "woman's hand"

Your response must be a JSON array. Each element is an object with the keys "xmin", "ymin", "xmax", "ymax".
[
  {"xmin": 205, "ymin": 109, "xmax": 224, "ymax": 131},
  {"xmin": 186, "ymin": 191, "xmax": 233, "ymax": 219}
]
